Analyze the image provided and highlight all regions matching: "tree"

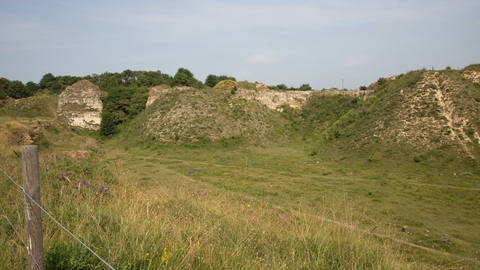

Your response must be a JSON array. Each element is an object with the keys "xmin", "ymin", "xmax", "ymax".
[
  {"xmin": 204, "ymin": 74, "xmax": 219, "ymax": 87},
  {"xmin": 205, "ymin": 74, "xmax": 236, "ymax": 87},
  {"xmin": 39, "ymin": 73, "xmax": 56, "ymax": 89},
  {"xmin": 0, "ymin": 77, "xmax": 10, "ymax": 99},
  {"xmin": 99, "ymin": 111, "xmax": 116, "ymax": 136},
  {"xmin": 359, "ymin": 86, "xmax": 367, "ymax": 90},
  {"xmin": 172, "ymin": 68, "xmax": 203, "ymax": 88},
  {"xmin": 299, "ymin": 84, "xmax": 312, "ymax": 91},
  {"xmin": 24, "ymin": 81, "xmax": 39, "ymax": 96},
  {"xmin": 6, "ymin": 80, "xmax": 26, "ymax": 99}
]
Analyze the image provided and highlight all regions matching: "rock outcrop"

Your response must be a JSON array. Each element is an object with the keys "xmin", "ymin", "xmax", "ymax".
[
  {"xmin": 57, "ymin": 80, "xmax": 103, "ymax": 130},
  {"xmin": 146, "ymin": 83, "xmax": 373, "ymax": 111},
  {"xmin": 235, "ymin": 88, "xmax": 373, "ymax": 111},
  {"xmin": 463, "ymin": 70, "xmax": 480, "ymax": 84}
]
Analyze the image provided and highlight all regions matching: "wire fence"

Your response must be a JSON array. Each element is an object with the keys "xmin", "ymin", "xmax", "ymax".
[{"xmin": 0, "ymin": 166, "xmax": 116, "ymax": 270}]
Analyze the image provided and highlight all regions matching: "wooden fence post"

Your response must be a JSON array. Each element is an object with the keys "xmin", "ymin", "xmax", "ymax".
[{"xmin": 22, "ymin": 145, "xmax": 45, "ymax": 270}]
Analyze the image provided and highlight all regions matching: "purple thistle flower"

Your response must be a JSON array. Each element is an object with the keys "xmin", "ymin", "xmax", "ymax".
[
  {"xmin": 81, "ymin": 179, "xmax": 88, "ymax": 185},
  {"xmin": 196, "ymin": 190, "xmax": 201, "ymax": 195},
  {"xmin": 73, "ymin": 185, "xmax": 79, "ymax": 189},
  {"xmin": 99, "ymin": 187, "xmax": 106, "ymax": 193},
  {"xmin": 204, "ymin": 192, "xmax": 207, "ymax": 197},
  {"xmin": 46, "ymin": 169, "xmax": 49, "ymax": 172},
  {"xmin": 61, "ymin": 174, "xmax": 65, "ymax": 180},
  {"xmin": 188, "ymin": 170, "xmax": 193, "ymax": 174},
  {"xmin": 64, "ymin": 181, "xmax": 69, "ymax": 186}
]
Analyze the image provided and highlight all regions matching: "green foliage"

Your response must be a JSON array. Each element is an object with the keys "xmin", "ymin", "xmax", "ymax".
[
  {"xmin": 359, "ymin": 85, "xmax": 367, "ymax": 90},
  {"xmin": 100, "ymin": 86, "xmax": 149, "ymax": 136},
  {"xmin": 172, "ymin": 68, "xmax": 203, "ymax": 88},
  {"xmin": 299, "ymin": 83, "xmax": 312, "ymax": 91},
  {"xmin": 39, "ymin": 73, "xmax": 56, "ymax": 89},
  {"xmin": 38, "ymin": 73, "xmax": 81, "ymax": 94},
  {"xmin": 205, "ymin": 74, "xmax": 236, "ymax": 87},
  {"xmin": 88, "ymin": 70, "xmax": 172, "ymax": 89},
  {"xmin": 377, "ymin": 77, "xmax": 387, "ymax": 86},
  {"xmin": 230, "ymin": 85, "xmax": 237, "ymax": 95},
  {"xmin": 464, "ymin": 63, "xmax": 480, "ymax": 71},
  {"xmin": 45, "ymin": 243, "xmax": 100, "ymax": 270},
  {"xmin": 0, "ymin": 78, "xmax": 9, "ymax": 99},
  {"xmin": 5, "ymin": 80, "xmax": 26, "ymax": 99},
  {"xmin": 268, "ymin": 84, "xmax": 288, "ymax": 90},
  {"xmin": 24, "ymin": 81, "xmax": 39, "ymax": 96},
  {"xmin": 99, "ymin": 111, "xmax": 116, "ymax": 136},
  {"xmin": 237, "ymin": 81, "xmax": 256, "ymax": 90},
  {"xmin": 302, "ymin": 94, "xmax": 362, "ymax": 127}
]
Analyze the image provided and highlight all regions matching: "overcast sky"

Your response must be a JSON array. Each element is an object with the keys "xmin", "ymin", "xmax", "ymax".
[{"xmin": 1, "ymin": 0, "xmax": 479, "ymax": 89}]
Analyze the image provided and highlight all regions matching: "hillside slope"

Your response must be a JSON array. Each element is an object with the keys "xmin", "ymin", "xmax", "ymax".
[
  {"xmin": 125, "ymin": 87, "xmax": 291, "ymax": 145},
  {"xmin": 312, "ymin": 66, "xmax": 480, "ymax": 171}
]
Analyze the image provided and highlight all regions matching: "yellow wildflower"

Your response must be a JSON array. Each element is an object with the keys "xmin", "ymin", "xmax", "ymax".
[{"xmin": 161, "ymin": 247, "xmax": 168, "ymax": 264}]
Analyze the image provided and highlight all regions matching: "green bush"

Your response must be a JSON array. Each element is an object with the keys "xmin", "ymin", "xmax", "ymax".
[
  {"xmin": 299, "ymin": 83, "xmax": 312, "ymax": 91},
  {"xmin": 172, "ymin": 68, "xmax": 204, "ymax": 88},
  {"xmin": 205, "ymin": 74, "xmax": 236, "ymax": 87}
]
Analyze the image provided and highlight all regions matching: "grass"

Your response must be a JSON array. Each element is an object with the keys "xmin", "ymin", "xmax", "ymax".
[
  {"xmin": 2, "ymin": 121, "xmax": 479, "ymax": 268},
  {"xmin": 1, "ymin": 65, "xmax": 480, "ymax": 269},
  {"xmin": 0, "ymin": 147, "xmax": 425, "ymax": 269},
  {"xmin": 5, "ymin": 137, "xmax": 476, "ymax": 269}
]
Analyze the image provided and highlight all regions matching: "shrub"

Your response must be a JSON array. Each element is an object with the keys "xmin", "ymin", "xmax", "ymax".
[
  {"xmin": 299, "ymin": 84, "xmax": 312, "ymax": 91},
  {"xmin": 172, "ymin": 68, "xmax": 204, "ymax": 88}
]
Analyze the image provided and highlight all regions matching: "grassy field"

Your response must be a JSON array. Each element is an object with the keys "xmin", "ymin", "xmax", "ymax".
[
  {"xmin": 2, "ymin": 133, "xmax": 478, "ymax": 269},
  {"xmin": 1, "ymin": 66, "xmax": 480, "ymax": 268}
]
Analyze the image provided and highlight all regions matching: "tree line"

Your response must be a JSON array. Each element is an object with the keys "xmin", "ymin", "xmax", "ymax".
[
  {"xmin": 0, "ymin": 68, "xmax": 315, "ymax": 100},
  {"xmin": 0, "ymin": 68, "xmax": 314, "ymax": 137}
]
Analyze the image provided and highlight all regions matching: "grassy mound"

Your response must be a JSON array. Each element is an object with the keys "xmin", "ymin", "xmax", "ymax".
[{"xmin": 123, "ymin": 87, "xmax": 291, "ymax": 146}]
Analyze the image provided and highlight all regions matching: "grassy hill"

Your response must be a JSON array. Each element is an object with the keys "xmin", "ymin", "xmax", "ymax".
[{"xmin": 122, "ymin": 87, "xmax": 292, "ymax": 147}]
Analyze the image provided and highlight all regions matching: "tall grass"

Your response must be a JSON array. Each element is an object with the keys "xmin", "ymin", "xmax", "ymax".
[{"xmin": 0, "ymin": 154, "xmax": 432, "ymax": 269}]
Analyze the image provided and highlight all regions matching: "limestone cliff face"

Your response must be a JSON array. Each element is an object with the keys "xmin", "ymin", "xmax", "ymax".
[
  {"xmin": 57, "ymin": 80, "xmax": 103, "ymax": 130},
  {"xmin": 147, "ymin": 84, "xmax": 373, "ymax": 111},
  {"xmin": 463, "ymin": 70, "xmax": 480, "ymax": 84},
  {"xmin": 235, "ymin": 88, "xmax": 373, "ymax": 111}
]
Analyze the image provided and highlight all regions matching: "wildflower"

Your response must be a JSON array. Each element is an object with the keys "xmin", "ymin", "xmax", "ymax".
[
  {"xmin": 99, "ymin": 187, "xmax": 106, "ymax": 193},
  {"xmin": 188, "ymin": 170, "xmax": 193, "ymax": 174},
  {"xmin": 196, "ymin": 190, "xmax": 201, "ymax": 195},
  {"xmin": 73, "ymin": 185, "xmax": 79, "ymax": 189},
  {"xmin": 45, "ymin": 169, "xmax": 49, "ymax": 172},
  {"xmin": 64, "ymin": 181, "xmax": 69, "ymax": 186},
  {"xmin": 161, "ymin": 248, "xmax": 168, "ymax": 264},
  {"xmin": 204, "ymin": 192, "xmax": 207, "ymax": 197},
  {"xmin": 246, "ymin": 204, "xmax": 250, "ymax": 208},
  {"xmin": 81, "ymin": 179, "xmax": 88, "ymax": 185},
  {"xmin": 61, "ymin": 174, "xmax": 65, "ymax": 180}
]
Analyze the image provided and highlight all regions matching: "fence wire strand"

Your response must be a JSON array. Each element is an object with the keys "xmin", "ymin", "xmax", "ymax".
[
  {"xmin": 0, "ymin": 204, "xmax": 42, "ymax": 270},
  {"xmin": 0, "ymin": 167, "xmax": 116, "ymax": 270}
]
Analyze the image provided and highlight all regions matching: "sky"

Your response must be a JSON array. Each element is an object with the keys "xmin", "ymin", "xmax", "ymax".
[{"xmin": 1, "ymin": 0, "xmax": 479, "ymax": 90}]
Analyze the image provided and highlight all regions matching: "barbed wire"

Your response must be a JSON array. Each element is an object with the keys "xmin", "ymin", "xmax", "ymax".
[
  {"xmin": 0, "ymin": 203, "xmax": 42, "ymax": 270},
  {"xmin": 0, "ymin": 166, "xmax": 116, "ymax": 270}
]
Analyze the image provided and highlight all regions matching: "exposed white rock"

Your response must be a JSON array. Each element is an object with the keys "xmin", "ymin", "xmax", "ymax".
[{"xmin": 57, "ymin": 80, "xmax": 103, "ymax": 130}]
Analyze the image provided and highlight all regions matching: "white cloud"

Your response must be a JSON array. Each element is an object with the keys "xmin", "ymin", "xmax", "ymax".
[
  {"xmin": 246, "ymin": 52, "xmax": 281, "ymax": 64},
  {"xmin": 342, "ymin": 55, "xmax": 373, "ymax": 68}
]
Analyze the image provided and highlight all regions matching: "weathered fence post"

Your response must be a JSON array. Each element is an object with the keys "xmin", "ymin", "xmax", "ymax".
[{"xmin": 22, "ymin": 145, "xmax": 44, "ymax": 270}]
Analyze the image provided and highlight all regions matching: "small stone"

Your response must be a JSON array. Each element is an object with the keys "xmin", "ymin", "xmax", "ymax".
[
  {"xmin": 441, "ymin": 236, "xmax": 449, "ymax": 243},
  {"xmin": 402, "ymin": 226, "xmax": 410, "ymax": 233}
]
